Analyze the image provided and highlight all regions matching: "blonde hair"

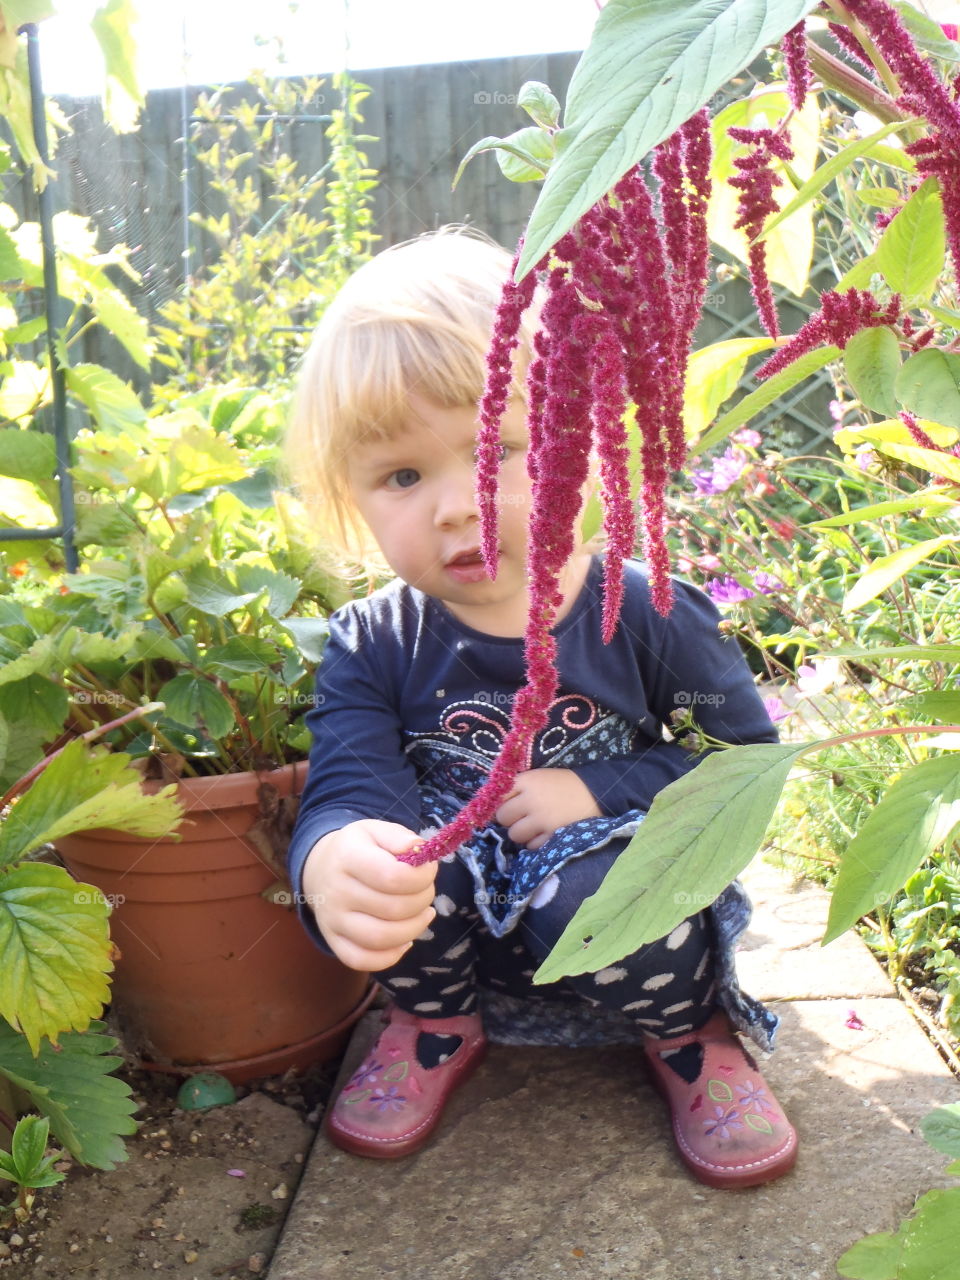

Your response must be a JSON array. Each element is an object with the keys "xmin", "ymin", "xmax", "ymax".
[{"xmin": 284, "ymin": 226, "xmax": 541, "ymax": 552}]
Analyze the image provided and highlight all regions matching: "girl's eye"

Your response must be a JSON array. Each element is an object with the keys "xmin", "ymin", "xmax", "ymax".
[{"xmin": 386, "ymin": 467, "xmax": 420, "ymax": 490}]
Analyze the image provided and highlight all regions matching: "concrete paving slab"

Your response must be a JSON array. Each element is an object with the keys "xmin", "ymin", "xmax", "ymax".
[
  {"xmin": 736, "ymin": 862, "xmax": 892, "ymax": 1001},
  {"xmin": 269, "ymin": 864, "xmax": 960, "ymax": 1280}
]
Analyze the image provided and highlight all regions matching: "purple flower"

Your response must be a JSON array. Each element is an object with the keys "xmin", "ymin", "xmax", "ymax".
[
  {"xmin": 762, "ymin": 694, "xmax": 792, "ymax": 725},
  {"xmin": 691, "ymin": 448, "xmax": 748, "ymax": 495},
  {"xmin": 704, "ymin": 1105, "xmax": 744, "ymax": 1140},
  {"xmin": 736, "ymin": 1081, "xmax": 775, "ymax": 1113},
  {"xmin": 369, "ymin": 1086, "xmax": 407, "ymax": 1113},
  {"xmin": 705, "ymin": 576, "xmax": 756, "ymax": 603},
  {"xmin": 731, "ymin": 428, "xmax": 762, "ymax": 449},
  {"xmin": 753, "ymin": 572, "xmax": 784, "ymax": 594}
]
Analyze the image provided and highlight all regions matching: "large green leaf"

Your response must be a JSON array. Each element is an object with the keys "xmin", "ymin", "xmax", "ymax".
[
  {"xmin": 180, "ymin": 564, "xmax": 261, "ymax": 617},
  {"xmin": 875, "ymin": 178, "xmax": 945, "ymax": 304},
  {"xmin": 0, "ymin": 863, "xmax": 112, "ymax": 1052},
  {"xmin": 824, "ymin": 755, "xmax": 960, "ymax": 944},
  {"xmin": 234, "ymin": 564, "xmax": 300, "ymax": 619},
  {"xmin": 516, "ymin": 0, "xmax": 821, "ymax": 277},
  {"xmin": 202, "ymin": 635, "xmax": 282, "ymax": 676},
  {"xmin": 0, "ymin": 740, "xmax": 182, "ymax": 867},
  {"xmin": 683, "ymin": 337, "xmax": 774, "ymax": 439},
  {"xmin": 895, "ymin": 350, "xmax": 960, "ymax": 430},
  {"xmin": 843, "ymin": 326, "xmax": 902, "ymax": 418},
  {"xmin": 907, "ymin": 692, "xmax": 960, "ymax": 724},
  {"xmin": 922, "ymin": 1104, "xmax": 960, "ymax": 1159},
  {"xmin": 282, "ymin": 616, "xmax": 330, "ymax": 664},
  {"xmin": 0, "ymin": 1019, "xmax": 137, "ymax": 1168},
  {"xmin": 64, "ymin": 362, "xmax": 145, "ymax": 434},
  {"xmin": 157, "ymin": 673, "xmax": 236, "ymax": 741},
  {"xmin": 838, "ymin": 1188, "xmax": 960, "ymax": 1280},
  {"xmin": 696, "ymin": 345, "xmax": 841, "ymax": 451},
  {"xmin": 168, "ymin": 425, "xmax": 249, "ymax": 493},
  {"xmin": 828, "ymin": 643, "xmax": 960, "ymax": 663},
  {"xmin": 0, "ymin": 672, "xmax": 69, "ymax": 739},
  {"xmin": 0, "ymin": 425, "xmax": 55, "ymax": 482},
  {"xmin": 842, "ymin": 535, "xmax": 956, "ymax": 613},
  {"xmin": 535, "ymin": 742, "xmax": 813, "ymax": 983},
  {"xmin": 837, "ymin": 1229, "xmax": 906, "ymax": 1280},
  {"xmin": 874, "ymin": 441, "xmax": 960, "ymax": 484}
]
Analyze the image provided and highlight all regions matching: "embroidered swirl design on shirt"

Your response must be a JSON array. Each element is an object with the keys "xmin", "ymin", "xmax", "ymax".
[{"xmin": 405, "ymin": 694, "xmax": 635, "ymax": 797}]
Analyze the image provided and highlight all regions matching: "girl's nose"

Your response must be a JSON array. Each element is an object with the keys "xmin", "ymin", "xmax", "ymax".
[{"xmin": 433, "ymin": 466, "xmax": 478, "ymax": 528}]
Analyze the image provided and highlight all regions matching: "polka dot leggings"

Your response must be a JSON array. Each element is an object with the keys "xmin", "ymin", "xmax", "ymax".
[{"xmin": 374, "ymin": 842, "xmax": 717, "ymax": 1040}]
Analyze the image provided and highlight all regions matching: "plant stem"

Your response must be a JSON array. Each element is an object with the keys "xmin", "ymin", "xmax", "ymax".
[{"xmin": 805, "ymin": 38, "xmax": 907, "ymax": 125}]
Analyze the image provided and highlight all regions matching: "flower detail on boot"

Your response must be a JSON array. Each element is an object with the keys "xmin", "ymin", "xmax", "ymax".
[{"xmin": 326, "ymin": 1005, "xmax": 486, "ymax": 1160}]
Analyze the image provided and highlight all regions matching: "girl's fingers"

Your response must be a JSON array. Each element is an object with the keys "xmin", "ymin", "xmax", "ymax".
[
  {"xmin": 340, "ymin": 884, "xmax": 437, "ymax": 923},
  {"xmin": 339, "ymin": 907, "xmax": 436, "ymax": 954}
]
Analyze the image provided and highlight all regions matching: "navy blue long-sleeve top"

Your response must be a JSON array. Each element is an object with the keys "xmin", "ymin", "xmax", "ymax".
[{"xmin": 287, "ymin": 556, "xmax": 777, "ymax": 894}]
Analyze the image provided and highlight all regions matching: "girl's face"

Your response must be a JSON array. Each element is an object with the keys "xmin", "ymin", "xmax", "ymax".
[{"xmin": 346, "ymin": 394, "xmax": 545, "ymax": 635}]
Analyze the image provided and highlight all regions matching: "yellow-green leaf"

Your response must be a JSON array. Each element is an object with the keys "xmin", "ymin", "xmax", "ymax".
[
  {"xmin": 0, "ymin": 862, "xmax": 112, "ymax": 1052},
  {"xmin": 90, "ymin": 0, "xmax": 143, "ymax": 134},
  {"xmin": 843, "ymin": 535, "xmax": 956, "ymax": 613},
  {"xmin": 683, "ymin": 337, "xmax": 774, "ymax": 440}
]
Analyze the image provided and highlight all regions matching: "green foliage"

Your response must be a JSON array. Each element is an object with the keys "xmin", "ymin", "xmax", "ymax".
[
  {"xmin": 536, "ymin": 743, "xmax": 812, "ymax": 983},
  {"xmin": 152, "ymin": 71, "xmax": 377, "ymax": 394},
  {"xmin": 515, "ymin": 0, "xmax": 821, "ymax": 276},
  {"xmin": 837, "ymin": 1104, "xmax": 960, "ymax": 1280}
]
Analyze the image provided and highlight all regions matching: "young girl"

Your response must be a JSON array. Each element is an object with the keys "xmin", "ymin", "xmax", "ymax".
[{"xmin": 284, "ymin": 228, "xmax": 797, "ymax": 1189}]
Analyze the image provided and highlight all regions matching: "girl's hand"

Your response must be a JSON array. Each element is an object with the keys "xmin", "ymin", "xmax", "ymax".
[
  {"xmin": 495, "ymin": 768, "xmax": 602, "ymax": 850},
  {"xmin": 301, "ymin": 820, "xmax": 438, "ymax": 972}
]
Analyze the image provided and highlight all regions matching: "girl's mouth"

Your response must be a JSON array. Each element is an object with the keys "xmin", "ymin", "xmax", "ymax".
[{"xmin": 445, "ymin": 549, "xmax": 490, "ymax": 584}]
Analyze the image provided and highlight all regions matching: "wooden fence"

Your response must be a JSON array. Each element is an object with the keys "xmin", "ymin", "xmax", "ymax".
[{"xmin": 5, "ymin": 50, "xmax": 834, "ymax": 449}]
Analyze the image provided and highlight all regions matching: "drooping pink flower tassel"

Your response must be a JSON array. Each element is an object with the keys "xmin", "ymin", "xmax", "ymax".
[
  {"xmin": 476, "ymin": 244, "xmax": 538, "ymax": 577},
  {"xmin": 755, "ymin": 287, "xmax": 901, "ymax": 380},
  {"xmin": 404, "ymin": 275, "xmax": 594, "ymax": 865},
  {"xmin": 781, "ymin": 21, "xmax": 812, "ymax": 110},
  {"xmin": 727, "ymin": 126, "xmax": 795, "ymax": 339}
]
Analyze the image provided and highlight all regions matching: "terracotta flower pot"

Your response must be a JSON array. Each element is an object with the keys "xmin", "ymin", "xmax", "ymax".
[{"xmin": 55, "ymin": 762, "xmax": 373, "ymax": 1084}]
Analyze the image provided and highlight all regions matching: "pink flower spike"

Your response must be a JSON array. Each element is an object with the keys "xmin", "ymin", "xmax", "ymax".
[
  {"xmin": 781, "ymin": 21, "xmax": 812, "ymax": 110},
  {"xmin": 845, "ymin": 1009, "xmax": 865, "ymax": 1031}
]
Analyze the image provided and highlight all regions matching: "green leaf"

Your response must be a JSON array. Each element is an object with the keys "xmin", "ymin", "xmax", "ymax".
[
  {"xmin": 899, "ymin": 1188, "xmax": 960, "ymax": 1280},
  {"xmin": 180, "ymin": 564, "xmax": 260, "ymax": 617},
  {"xmin": 0, "ymin": 426, "xmax": 55, "ymax": 483},
  {"xmin": 873, "ymin": 441, "xmax": 960, "ymax": 484},
  {"xmin": 90, "ymin": 0, "xmax": 144, "ymax": 133},
  {"xmin": 809, "ymin": 491, "xmax": 957, "ymax": 527},
  {"xmin": 696, "ymin": 345, "xmax": 841, "ymax": 452},
  {"xmin": 518, "ymin": 80, "xmax": 561, "ymax": 129},
  {"xmin": 875, "ymin": 178, "xmax": 945, "ymax": 304},
  {"xmin": 893, "ymin": 0, "xmax": 960, "ymax": 62},
  {"xmin": 760, "ymin": 120, "xmax": 910, "ymax": 243},
  {"xmin": 922, "ymin": 1104, "xmax": 960, "ymax": 1158},
  {"xmin": 534, "ymin": 742, "xmax": 813, "ymax": 984},
  {"xmin": 11, "ymin": 1111, "xmax": 47, "ymax": 1176},
  {"xmin": 281, "ymin": 616, "xmax": 329, "ymax": 664},
  {"xmin": 837, "ymin": 1230, "xmax": 905, "ymax": 1280},
  {"xmin": 516, "ymin": 0, "xmax": 822, "ymax": 277},
  {"xmin": 88, "ymin": 285, "xmax": 152, "ymax": 370},
  {"xmin": 828, "ymin": 643, "xmax": 960, "ymax": 663},
  {"xmin": 157, "ymin": 674, "xmax": 236, "ymax": 741},
  {"xmin": 683, "ymin": 337, "xmax": 774, "ymax": 440},
  {"xmin": 0, "ymin": 221, "xmax": 24, "ymax": 281},
  {"xmin": 824, "ymin": 755, "xmax": 960, "ymax": 944},
  {"xmin": 454, "ymin": 130, "xmax": 552, "ymax": 188},
  {"xmin": 496, "ymin": 127, "xmax": 555, "ymax": 183},
  {"xmin": 168, "ymin": 425, "xmax": 249, "ymax": 492},
  {"xmin": 895, "ymin": 350, "xmax": 960, "ymax": 431},
  {"xmin": 202, "ymin": 635, "xmax": 281, "ymax": 675},
  {"xmin": 64, "ymin": 363, "xmax": 145, "ymax": 434},
  {"xmin": 0, "ymin": 862, "xmax": 112, "ymax": 1051},
  {"xmin": 843, "ymin": 327, "xmax": 902, "ymax": 418},
  {"xmin": 0, "ymin": 741, "xmax": 182, "ymax": 867},
  {"xmin": 234, "ymin": 564, "xmax": 300, "ymax": 619},
  {"xmin": 907, "ymin": 692, "xmax": 960, "ymax": 724},
  {"xmin": 842, "ymin": 536, "xmax": 956, "ymax": 613},
  {"xmin": 0, "ymin": 672, "xmax": 69, "ymax": 740},
  {"xmin": 0, "ymin": 1019, "xmax": 137, "ymax": 1168}
]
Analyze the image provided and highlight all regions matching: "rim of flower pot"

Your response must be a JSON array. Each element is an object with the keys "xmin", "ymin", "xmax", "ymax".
[{"xmin": 146, "ymin": 760, "xmax": 309, "ymax": 811}]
